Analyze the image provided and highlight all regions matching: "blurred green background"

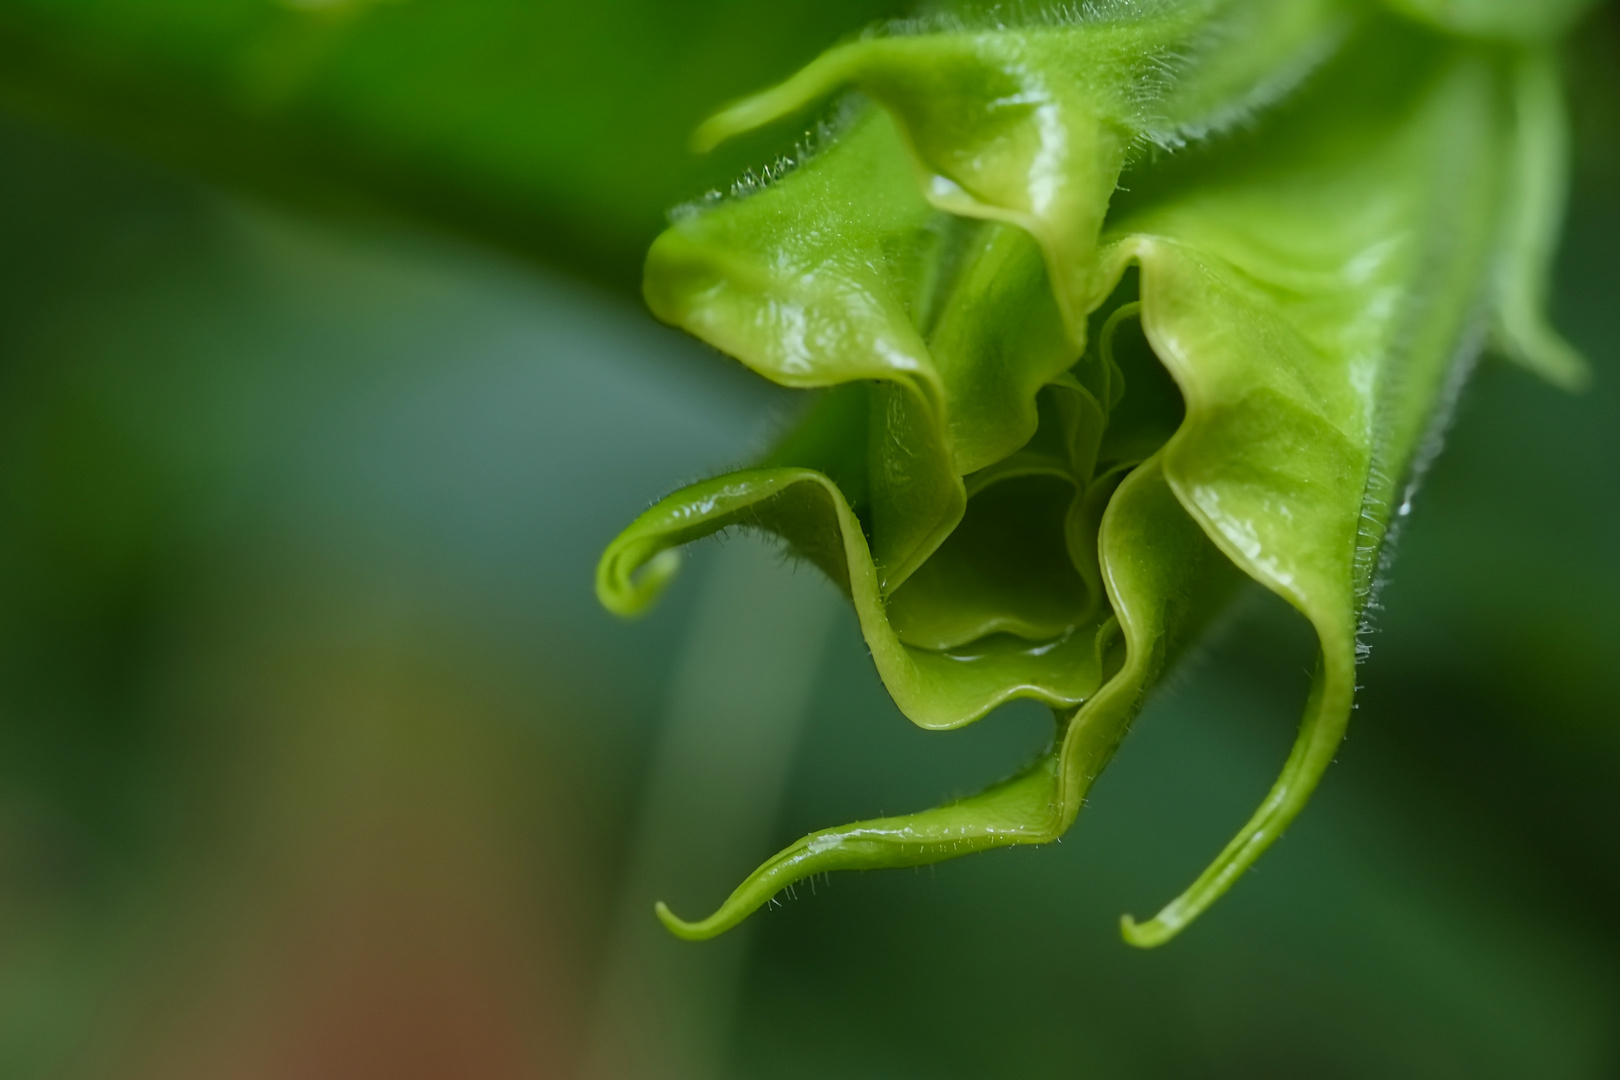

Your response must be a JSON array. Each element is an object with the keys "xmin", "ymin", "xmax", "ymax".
[{"xmin": 0, "ymin": 2, "xmax": 1616, "ymax": 1078}]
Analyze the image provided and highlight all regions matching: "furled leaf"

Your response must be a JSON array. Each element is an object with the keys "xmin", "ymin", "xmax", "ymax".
[{"xmin": 599, "ymin": 0, "xmax": 1591, "ymax": 945}]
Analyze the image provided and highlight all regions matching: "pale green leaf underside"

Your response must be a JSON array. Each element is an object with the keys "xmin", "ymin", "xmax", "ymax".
[{"xmin": 599, "ymin": 0, "xmax": 1587, "ymax": 944}]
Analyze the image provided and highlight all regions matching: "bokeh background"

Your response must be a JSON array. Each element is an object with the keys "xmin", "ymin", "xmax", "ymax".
[{"xmin": 0, "ymin": 2, "xmax": 1616, "ymax": 1078}]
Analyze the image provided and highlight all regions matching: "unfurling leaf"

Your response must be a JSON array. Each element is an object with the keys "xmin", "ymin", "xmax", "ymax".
[{"xmin": 598, "ymin": 0, "xmax": 1591, "ymax": 945}]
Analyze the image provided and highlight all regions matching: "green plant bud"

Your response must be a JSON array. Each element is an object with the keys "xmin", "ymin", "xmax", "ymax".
[{"xmin": 599, "ymin": 0, "xmax": 1590, "ymax": 946}]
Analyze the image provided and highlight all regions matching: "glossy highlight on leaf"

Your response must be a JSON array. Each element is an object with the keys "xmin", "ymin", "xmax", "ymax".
[{"xmin": 598, "ymin": 0, "xmax": 1592, "ymax": 946}]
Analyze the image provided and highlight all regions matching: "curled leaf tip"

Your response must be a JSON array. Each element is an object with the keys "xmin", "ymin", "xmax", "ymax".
[
  {"xmin": 597, "ymin": 544, "xmax": 682, "ymax": 618},
  {"xmin": 1119, "ymin": 912, "xmax": 1181, "ymax": 949},
  {"xmin": 654, "ymin": 900, "xmax": 719, "ymax": 941},
  {"xmin": 1121, "ymin": 659, "xmax": 1351, "ymax": 942},
  {"xmin": 1120, "ymin": 900, "xmax": 1212, "ymax": 949}
]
